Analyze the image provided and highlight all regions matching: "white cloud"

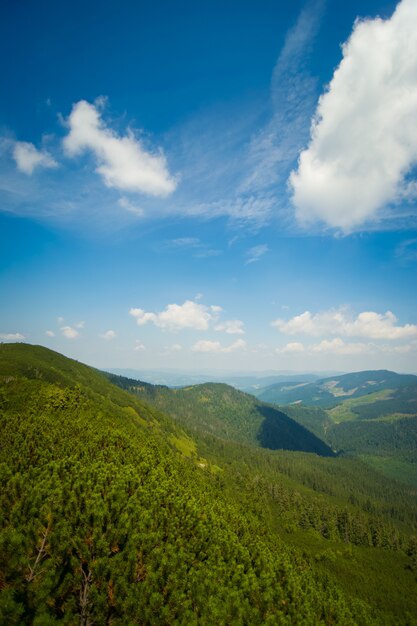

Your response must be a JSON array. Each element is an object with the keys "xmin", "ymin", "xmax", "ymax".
[
  {"xmin": 100, "ymin": 330, "xmax": 116, "ymax": 340},
  {"xmin": 75, "ymin": 321, "xmax": 85, "ymax": 329},
  {"xmin": 311, "ymin": 338, "xmax": 368, "ymax": 355},
  {"xmin": 290, "ymin": 0, "xmax": 417, "ymax": 230},
  {"xmin": 278, "ymin": 342, "xmax": 305, "ymax": 354},
  {"xmin": 118, "ymin": 197, "xmax": 144, "ymax": 217},
  {"xmin": 170, "ymin": 237, "xmax": 200, "ymax": 248},
  {"xmin": 134, "ymin": 340, "xmax": 146, "ymax": 352},
  {"xmin": 215, "ymin": 320, "xmax": 245, "ymax": 335},
  {"xmin": 240, "ymin": 0, "xmax": 323, "ymax": 196},
  {"xmin": 396, "ymin": 238, "xmax": 417, "ymax": 264},
  {"xmin": 272, "ymin": 308, "xmax": 417, "ymax": 340},
  {"xmin": 166, "ymin": 343, "xmax": 183, "ymax": 352},
  {"xmin": 57, "ymin": 316, "xmax": 64, "ymax": 324},
  {"xmin": 13, "ymin": 141, "xmax": 57, "ymax": 175},
  {"xmin": 0, "ymin": 332, "xmax": 25, "ymax": 341},
  {"xmin": 61, "ymin": 326, "xmax": 79, "ymax": 339},
  {"xmin": 129, "ymin": 300, "xmax": 222, "ymax": 331},
  {"xmin": 63, "ymin": 99, "xmax": 177, "ymax": 197},
  {"xmin": 192, "ymin": 338, "xmax": 246, "ymax": 353},
  {"xmin": 245, "ymin": 244, "xmax": 269, "ymax": 264},
  {"xmin": 45, "ymin": 330, "xmax": 55, "ymax": 337}
]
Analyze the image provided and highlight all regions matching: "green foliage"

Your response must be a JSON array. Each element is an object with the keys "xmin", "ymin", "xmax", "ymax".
[
  {"xmin": 1, "ymin": 344, "xmax": 417, "ymax": 624},
  {"xmin": 106, "ymin": 374, "xmax": 334, "ymax": 456}
]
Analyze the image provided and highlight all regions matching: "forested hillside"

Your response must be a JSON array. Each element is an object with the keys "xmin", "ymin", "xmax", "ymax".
[
  {"xmin": 105, "ymin": 374, "xmax": 334, "ymax": 456},
  {"xmin": 252, "ymin": 370, "xmax": 417, "ymax": 487},
  {"xmin": 1, "ymin": 344, "xmax": 417, "ymax": 625}
]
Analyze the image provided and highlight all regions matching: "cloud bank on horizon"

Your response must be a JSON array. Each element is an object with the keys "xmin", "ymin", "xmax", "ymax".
[{"xmin": 290, "ymin": 0, "xmax": 417, "ymax": 231}]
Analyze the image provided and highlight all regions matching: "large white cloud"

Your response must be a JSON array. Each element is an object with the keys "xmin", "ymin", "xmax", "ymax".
[
  {"xmin": 272, "ymin": 308, "xmax": 417, "ymax": 340},
  {"xmin": 13, "ymin": 142, "xmax": 57, "ymax": 175},
  {"xmin": 63, "ymin": 100, "xmax": 177, "ymax": 197},
  {"xmin": 290, "ymin": 0, "xmax": 417, "ymax": 230},
  {"xmin": 192, "ymin": 339, "xmax": 246, "ymax": 353},
  {"xmin": 129, "ymin": 300, "xmax": 222, "ymax": 331}
]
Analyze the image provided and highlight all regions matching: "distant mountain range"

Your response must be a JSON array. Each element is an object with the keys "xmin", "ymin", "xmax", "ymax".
[
  {"xmin": 106, "ymin": 368, "xmax": 339, "ymax": 390},
  {"xmin": 254, "ymin": 369, "xmax": 417, "ymax": 409}
]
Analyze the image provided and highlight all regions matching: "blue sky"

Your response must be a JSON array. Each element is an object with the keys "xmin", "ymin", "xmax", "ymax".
[{"xmin": 1, "ymin": 0, "xmax": 416, "ymax": 373}]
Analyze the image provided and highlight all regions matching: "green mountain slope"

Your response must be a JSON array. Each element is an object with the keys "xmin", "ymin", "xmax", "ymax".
[
  {"xmin": 1, "ymin": 344, "xmax": 417, "ymax": 624},
  {"xmin": 256, "ymin": 370, "xmax": 417, "ymax": 410},
  {"xmin": 105, "ymin": 374, "xmax": 334, "ymax": 456},
  {"xmin": 256, "ymin": 369, "xmax": 417, "ymax": 487}
]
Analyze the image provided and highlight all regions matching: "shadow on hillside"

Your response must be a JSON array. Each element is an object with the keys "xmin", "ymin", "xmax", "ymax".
[{"xmin": 256, "ymin": 405, "xmax": 335, "ymax": 457}]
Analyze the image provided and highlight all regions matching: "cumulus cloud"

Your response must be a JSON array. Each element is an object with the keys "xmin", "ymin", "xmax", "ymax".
[
  {"xmin": 129, "ymin": 300, "xmax": 222, "ymax": 331},
  {"xmin": 63, "ymin": 100, "xmax": 177, "ymax": 197},
  {"xmin": 99, "ymin": 330, "xmax": 116, "ymax": 340},
  {"xmin": 310, "ymin": 338, "xmax": 368, "ymax": 355},
  {"xmin": 192, "ymin": 339, "xmax": 246, "ymax": 353},
  {"xmin": 290, "ymin": 0, "xmax": 417, "ymax": 230},
  {"xmin": 272, "ymin": 308, "xmax": 417, "ymax": 340},
  {"xmin": 278, "ymin": 342, "xmax": 305, "ymax": 354},
  {"xmin": 61, "ymin": 326, "xmax": 79, "ymax": 339},
  {"xmin": 0, "ymin": 332, "xmax": 25, "ymax": 341},
  {"xmin": 45, "ymin": 330, "xmax": 55, "ymax": 337},
  {"xmin": 13, "ymin": 141, "xmax": 57, "ymax": 175},
  {"xmin": 215, "ymin": 320, "xmax": 245, "ymax": 335},
  {"xmin": 134, "ymin": 340, "xmax": 146, "ymax": 352},
  {"xmin": 245, "ymin": 244, "xmax": 269, "ymax": 264}
]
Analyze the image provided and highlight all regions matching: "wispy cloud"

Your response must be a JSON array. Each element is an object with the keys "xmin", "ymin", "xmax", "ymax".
[
  {"xmin": 240, "ymin": 0, "xmax": 324, "ymax": 198},
  {"xmin": 395, "ymin": 238, "xmax": 417, "ymax": 265},
  {"xmin": 99, "ymin": 330, "xmax": 116, "ymax": 340},
  {"xmin": 162, "ymin": 237, "xmax": 221, "ymax": 258},
  {"xmin": 118, "ymin": 197, "xmax": 144, "ymax": 217},
  {"xmin": 245, "ymin": 244, "xmax": 269, "ymax": 264}
]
